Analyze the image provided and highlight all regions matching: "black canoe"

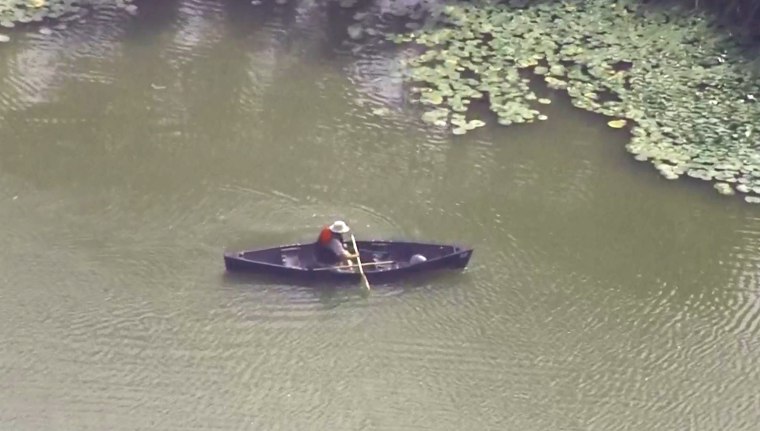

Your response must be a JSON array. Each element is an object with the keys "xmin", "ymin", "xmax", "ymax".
[{"xmin": 224, "ymin": 240, "xmax": 473, "ymax": 283}]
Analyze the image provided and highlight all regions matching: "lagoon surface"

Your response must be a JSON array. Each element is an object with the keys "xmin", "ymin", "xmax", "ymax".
[{"xmin": 1, "ymin": 1, "xmax": 759, "ymax": 429}]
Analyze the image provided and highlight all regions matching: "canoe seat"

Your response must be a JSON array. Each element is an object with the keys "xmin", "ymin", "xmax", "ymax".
[{"xmin": 282, "ymin": 253, "xmax": 301, "ymax": 268}]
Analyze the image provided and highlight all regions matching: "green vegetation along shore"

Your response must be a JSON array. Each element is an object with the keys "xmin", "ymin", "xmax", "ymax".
[{"xmin": 379, "ymin": 0, "xmax": 760, "ymax": 201}]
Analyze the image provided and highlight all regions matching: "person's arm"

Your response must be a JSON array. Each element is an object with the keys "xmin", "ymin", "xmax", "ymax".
[
  {"xmin": 327, "ymin": 238, "xmax": 355, "ymax": 261},
  {"xmin": 343, "ymin": 240, "xmax": 359, "ymax": 260},
  {"xmin": 330, "ymin": 238, "xmax": 360, "ymax": 262}
]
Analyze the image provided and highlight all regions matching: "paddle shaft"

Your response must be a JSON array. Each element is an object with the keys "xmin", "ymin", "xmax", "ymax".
[
  {"xmin": 312, "ymin": 260, "xmax": 395, "ymax": 271},
  {"xmin": 350, "ymin": 234, "xmax": 371, "ymax": 291}
]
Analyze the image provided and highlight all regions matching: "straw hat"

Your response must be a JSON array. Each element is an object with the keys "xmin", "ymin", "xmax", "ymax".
[{"xmin": 328, "ymin": 220, "xmax": 350, "ymax": 234}]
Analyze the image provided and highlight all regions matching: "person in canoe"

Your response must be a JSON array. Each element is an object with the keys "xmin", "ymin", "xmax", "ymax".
[{"xmin": 315, "ymin": 220, "xmax": 359, "ymax": 265}]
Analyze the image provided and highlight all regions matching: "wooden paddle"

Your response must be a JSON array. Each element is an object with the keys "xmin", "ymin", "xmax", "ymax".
[
  {"xmin": 312, "ymin": 260, "xmax": 394, "ymax": 271},
  {"xmin": 350, "ymin": 234, "xmax": 371, "ymax": 292}
]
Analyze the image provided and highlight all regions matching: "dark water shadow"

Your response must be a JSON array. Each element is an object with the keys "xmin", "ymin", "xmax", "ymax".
[{"xmin": 125, "ymin": 0, "xmax": 181, "ymax": 42}]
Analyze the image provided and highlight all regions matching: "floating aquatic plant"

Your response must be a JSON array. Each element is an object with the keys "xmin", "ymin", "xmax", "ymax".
[
  {"xmin": 386, "ymin": 0, "xmax": 760, "ymax": 199},
  {"xmin": 0, "ymin": 0, "xmax": 138, "ymax": 34},
  {"xmin": 607, "ymin": 119, "xmax": 627, "ymax": 129}
]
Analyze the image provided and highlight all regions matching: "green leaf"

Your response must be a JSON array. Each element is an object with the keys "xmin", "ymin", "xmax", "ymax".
[
  {"xmin": 607, "ymin": 119, "xmax": 627, "ymax": 129},
  {"xmin": 714, "ymin": 182, "xmax": 735, "ymax": 196},
  {"xmin": 421, "ymin": 109, "xmax": 448, "ymax": 124},
  {"xmin": 421, "ymin": 91, "xmax": 444, "ymax": 105}
]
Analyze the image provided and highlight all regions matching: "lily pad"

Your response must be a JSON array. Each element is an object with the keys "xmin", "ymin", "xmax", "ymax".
[
  {"xmin": 466, "ymin": 119, "xmax": 486, "ymax": 130},
  {"xmin": 714, "ymin": 182, "xmax": 735, "ymax": 195},
  {"xmin": 549, "ymin": 64, "xmax": 566, "ymax": 76},
  {"xmin": 607, "ymin": 119, "xmax": 627, "ymax": 129},
  {"xmin": 450, "ymin": 113, "xmax": 466, "ymax": 125},
  {"xmin": 421, "ymin": 109, "xmax": 449, "ymax": 124},
  {"xmin": 421, "ymin": 91, "xmax": 444, "ymax": 105},
  {"xmin": 545, "ymin": 77, "xmax": 568, "ymax": 90},
  {"xmin": 386, "ymin": 0, "xmax": 760, "ymax": 200}
]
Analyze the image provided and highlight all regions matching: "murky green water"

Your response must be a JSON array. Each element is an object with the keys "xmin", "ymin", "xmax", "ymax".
[{"xmin": 1, "ymin": 1, "xmax": 759, "ymax": 429}]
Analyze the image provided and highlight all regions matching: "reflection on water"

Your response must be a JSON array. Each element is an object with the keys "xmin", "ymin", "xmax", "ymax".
[{"xmin": 1, "ymin": 0, "xmax": 759, "ymax": 430}]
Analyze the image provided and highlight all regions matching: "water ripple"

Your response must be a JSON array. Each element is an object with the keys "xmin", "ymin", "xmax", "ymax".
[
  {"xmin": 163, "ymin": 0, "xmax": 225, "ymax": 68},
  {"xmin": 2, "ymin": 2, "xmax": 760, "ymax": 430}
]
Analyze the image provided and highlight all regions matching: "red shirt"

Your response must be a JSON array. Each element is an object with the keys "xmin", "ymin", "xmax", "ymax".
[
  {"xmin": 315, "ymin": 227, "xmax": 346, "ymax": 263},
  {"xmin": 318, "ymin": 227, "xmax": 333, "ymax": 245}
]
